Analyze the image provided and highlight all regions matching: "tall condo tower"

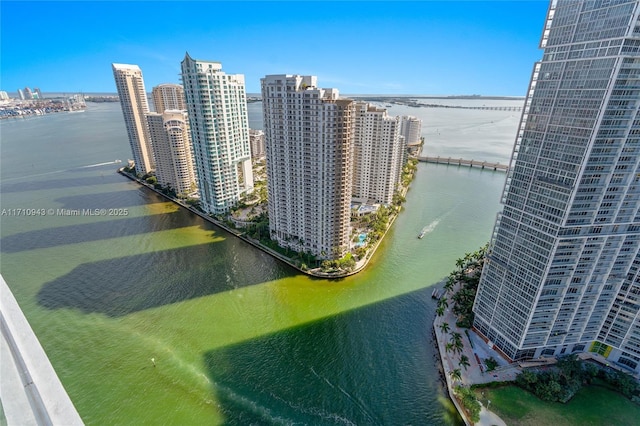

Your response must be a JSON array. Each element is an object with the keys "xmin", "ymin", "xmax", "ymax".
[
  {"xmin": 146, "ymin": 110, "xmax": 196, "ymax": 196},
  {"xmin": 181, "ymin": 53, "xmax": 253, "ymax": 214},
  {"xmin": 352, "ymin": 102, "xmax": 404, "ymax": 205},
  {"xmin": 400, "ymin": 115, "xmax": 422, "ymax": 146},
  {"xmin": 473, "ymin": 0, "xmax": 640, "ymax": 373},
  {"xmin": 152, "ymin": 83, "xmax": 186, "ymax": 113},
  {"xmin": 262, "ymin": 75, "xmax": 354, "ymax": 259},
  {"xmin": 112, "ymin": 63, "xmax": 154, "ymax": 175}
]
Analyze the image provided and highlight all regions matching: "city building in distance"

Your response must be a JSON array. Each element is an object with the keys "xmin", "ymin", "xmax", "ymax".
[
  {"xmin": 262, "ymin": 75, "xmax": 354, "ymax": 259},
  {"xmin": 181, "ymin": 53, "xmax": 254, "ymax": 215},
  {"xmin": 112, "ymin": 63, "xmax": 154, "ymax": 175},
  {"xmin": 146, "ymin": 110, "xmax": 196, "ymax": 197},
  {"xmin": 400, "ymin": 115, "xmax": 422, "ymax": 146},
  {"xmin": 249, "ymin": 129, "xmax": 265, "ymax": 159},
  {"xmin": 152, "ymin": 83, "xmax": 186, "ymax": 113},
  {"xmin": 473, "ymin": 0, "xmax": 640, "ymax": 374},
  {"xmin": 352, "ymin": 102, "xmax": 404, "ymax": 205}
]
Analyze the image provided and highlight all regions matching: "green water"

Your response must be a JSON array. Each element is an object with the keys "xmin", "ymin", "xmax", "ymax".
[{"xmin": 0, "ymin": 102, "xmax": 508, "ymax": 424}]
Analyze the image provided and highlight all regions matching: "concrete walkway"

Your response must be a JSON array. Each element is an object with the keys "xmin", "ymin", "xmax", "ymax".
[
  {"xmin": 433, "ymin": 281, "xmax": 515, "ymax": 425},
  {"xmin": 478, "ymin": 404, "xmax": 507, "ymax": 426},
  {"xmin": 1, "ymin": 274, "xmax": 83, "ymax": 425}
]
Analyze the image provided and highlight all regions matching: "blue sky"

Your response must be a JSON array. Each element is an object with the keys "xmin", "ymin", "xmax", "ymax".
[{"xmin": 1, "ymin": 1, "xmax": 549, "ymax": 96}]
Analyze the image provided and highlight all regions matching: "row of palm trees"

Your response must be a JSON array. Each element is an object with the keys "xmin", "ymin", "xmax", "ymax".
[
  {"xmin": 440, "ymin": 322, "xmax": 471, "ymax": 379},
  {"xmin": 436, "ymin": 245, "xmax": 489, "ymax": 383}
]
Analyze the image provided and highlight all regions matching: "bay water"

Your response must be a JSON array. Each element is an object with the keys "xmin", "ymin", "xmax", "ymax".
[{"xmin": 0, "ymin": 99, "xmax": 521, "ymax": 424}]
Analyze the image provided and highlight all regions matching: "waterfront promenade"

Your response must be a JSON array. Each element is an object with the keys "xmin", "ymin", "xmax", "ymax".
[
  {"xmin": 118, "ymin": 169, "xmax": 404, "ymax": 279},
  {"xmin": 432, "ymin": 283, "xmax": 512, "ymax": 426}
]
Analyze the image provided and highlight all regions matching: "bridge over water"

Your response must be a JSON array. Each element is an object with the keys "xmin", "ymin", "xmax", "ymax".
[
  {"xmin": 418, "ymin": 156, "xmax": 510, "ymax": 172},
  {"xmin": 421, "ymin": 104, "xmax": 522, "ymax": 111}
]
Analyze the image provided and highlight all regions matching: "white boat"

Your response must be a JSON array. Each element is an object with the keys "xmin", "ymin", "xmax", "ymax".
[{"xmin": 418, "ymin": 227, "xmax": 428, "ymax": 239}]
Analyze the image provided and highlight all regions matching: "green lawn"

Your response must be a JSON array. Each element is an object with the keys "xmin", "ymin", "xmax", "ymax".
[{"xmin": 474, "ymin": 383, "xmax": 640, "ymax": 426}]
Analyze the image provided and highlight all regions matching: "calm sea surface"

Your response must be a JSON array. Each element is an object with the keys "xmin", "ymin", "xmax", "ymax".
[{"xmin": 0, "ymin": 99, "xmax": 521, "ymax": 424}]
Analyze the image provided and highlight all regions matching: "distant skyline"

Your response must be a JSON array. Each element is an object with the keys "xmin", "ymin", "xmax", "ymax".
[{"xmin": 1, "ymin": 1, "xmax": 549, "ymax": 96}]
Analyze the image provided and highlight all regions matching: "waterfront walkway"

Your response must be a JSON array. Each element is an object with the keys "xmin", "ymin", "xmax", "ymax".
[
  {"xmin": 119, "ymin": 169, "xmax": 406, "ymax": 280},
  {"xmin": 432, "ymin": 283, "xmax": 512, "ymax": 426},
  {"xmin": 0, "ymin": 274, "xmax": 83, "ymax": 425}
]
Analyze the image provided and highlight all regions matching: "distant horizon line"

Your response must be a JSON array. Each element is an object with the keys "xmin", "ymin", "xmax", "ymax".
[{"xmin": 6, "ymin": 91, "xmax": 526, "ymax": 100}]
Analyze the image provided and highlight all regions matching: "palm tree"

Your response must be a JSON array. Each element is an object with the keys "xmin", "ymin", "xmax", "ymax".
[
  {"xmin": 445, "ymin": 342, "xmax": 454, "ymax": 353},
  {"xmin": 449, "ymin": 368, "xmax": 462, "ymax": 383},
  {"xmin": 436, "ymin": 305, "xmax": 445, "ymax": 317},
  {"xmin": 450, "ymin": 332, "xmax": 464, "ymax": 354},
  {"xmin": 439, "ymin": 322, "xmax": 450, "ymax": 334},
  {"xmin": 459, "ymin": 354, "xmax": 471, "ymax": 371},
  {"xmin": 444, "ymin": 277, "xmax": 455, "ymax": 293},
  {"xmin": 438, "ymin": 297, "xmax": 449, "ymax": 310},
  {"xmin": 455, "ymin": 258, "xmax": 465, "ymax": 270},
  {"xmin": 452, "ymin": 339, "xmax": 464, "ymax": 354}
]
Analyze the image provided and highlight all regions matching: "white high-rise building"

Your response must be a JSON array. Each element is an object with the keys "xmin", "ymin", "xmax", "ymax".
[
  {"xmin": 180, "ymin": 53, "xmax": 253, "ymax": 215},
  {"xmin": 146, "ymin": 110, "xmax": 196, "ymax": 196},
  {"xmin": 352, "ymin": 102, "xmax": 404, "ymax": 205},
  {"xmin": 262, "ymin": 75, "xmax": 354, "ymax": 259},
  {"xmin": 400, "ymin": 115, "xmax": 422, "ymax": 146},
  {"xmin": 473, "ymin": 0, "xmax": 640, "ymax": 374},
  {"xmin": 152, "ymin": 83, "xmax": 185, "ymax": 113},
  {"xmin": 112, "ymin": 63, "xmax": 154, "ymax": 175},
  {"xmin": 0, "ymin": 91, "xmax": 9, "ymax": 100}
]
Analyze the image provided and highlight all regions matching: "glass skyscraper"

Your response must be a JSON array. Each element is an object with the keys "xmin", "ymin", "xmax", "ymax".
[{"xmin": 473, "ymin": 0, "xmax": 640, "ymax": 373}]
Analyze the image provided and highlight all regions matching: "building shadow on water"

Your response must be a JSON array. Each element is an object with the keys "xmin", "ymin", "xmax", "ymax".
[
  {"xmin": 203, "ymin": 288, "xmax": 458, "ymax": 425},
  {"xmin": 37, "ymin": 242, "xmax": 296, "ymax": 317},
  {"xmin": 53, "ymin": 189, "xmax": 165, "ymax": 210},
  {"xmin": 1, "ymin": 211, "xmax": 198, "ymax": 253},
  {"xmin": 0, "ymin": 173, "xmax": 125, "ymax": 193}
]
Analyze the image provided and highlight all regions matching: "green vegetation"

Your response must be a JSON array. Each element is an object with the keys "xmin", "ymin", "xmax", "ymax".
[
  {"xmin": 474, "ymin": 383, "xmax": 640, "ymax": 426},
  {"xmin": 401, "ymin": 158, "xmax": 418, "ymax": 187},
  {"xmin": 444, "ymin": 244, "xmax": 488, "ymax": 328},
  {"xmin": 122, "ymin": 165, "xmax": 136, "ymax": 174},
  {"xmin": 485, "ymin": 357, "xmax": 498, "ymax": 372},
  {"xmin": 515, "ymin": 354, "xmax": 640, "ymax": 403},
  {"xmin": 453, "ymin": 385, "xmax": 481, "ymax": 423},
  {"xmin": 321, "ymin": 252, "xmax": 356, "ymax": 273}
]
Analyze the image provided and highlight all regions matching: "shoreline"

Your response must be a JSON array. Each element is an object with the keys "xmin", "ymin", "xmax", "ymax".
[{"xmin": 117, "ymin": 168, "xmax": 403, "ymax": 279}]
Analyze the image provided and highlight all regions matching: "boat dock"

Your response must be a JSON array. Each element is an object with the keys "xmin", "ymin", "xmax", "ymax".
[{"xmin": 418, "ymin": 156, "xmax": 509, "ymax": 172}]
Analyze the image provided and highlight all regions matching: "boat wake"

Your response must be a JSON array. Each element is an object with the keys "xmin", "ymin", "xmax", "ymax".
[
  {"xmin": 3, "ymin": 160, "xmax": 123, "ymax": 182},
  {"xmin": 80, "ymin": 160, "xmax": 122, "ymax": 168},
  {"xmin": 419, "ymin": 219, "xmax": 440, "ymax": 238},
  {"xmin": 418, "ymin": 202, "xmax": 461, "ymax": 238}
]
